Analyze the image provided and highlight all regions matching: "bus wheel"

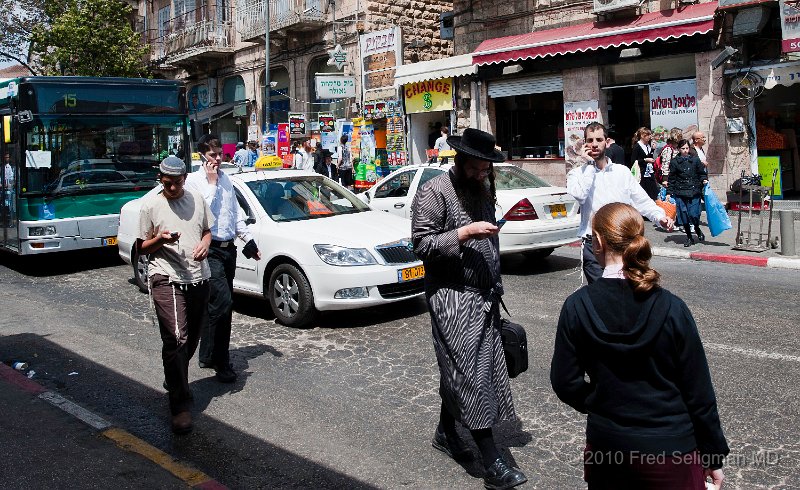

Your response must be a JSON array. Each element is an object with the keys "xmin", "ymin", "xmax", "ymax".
[
  {"xmin": 266, "ymin": 264, "xmax": 316, "ymax": 328},
  {"xmin": 132, "ymin": 249, "xmax": 148, "ymax": 293}
]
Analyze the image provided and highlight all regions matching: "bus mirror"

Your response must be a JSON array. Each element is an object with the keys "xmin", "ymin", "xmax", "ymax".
[{"xmin": 2, "ymin": 115, "xmax": 10, "ymax": 143}]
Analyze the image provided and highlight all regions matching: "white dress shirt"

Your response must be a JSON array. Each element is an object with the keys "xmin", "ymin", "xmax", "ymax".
[
  {"xmin": 567, "ymin": 158, "xmax": 666, "ymax": 237},
  {"xmin": 297, "ymin": 149, "xmax": 314, "ymax": 171},
  {"xmin": 434, "ymin": 135, "xmax": 451, "ymax": 152},
  {"xmin": 694, "ymin": 145, "xmax": 707, "ymax": 164},
  {"xmin": 185, "ymin": 169, "xmax": 253, "ymax": 243}
]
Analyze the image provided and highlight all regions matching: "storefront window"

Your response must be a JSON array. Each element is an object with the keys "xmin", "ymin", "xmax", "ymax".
[
  {"xmin": 261, "ymin": 67, "xmax": 290, "ymax": 124},
  {"xmin": 601, "ymin": 54, "xmax": 695, "ymax": 86},
  {"xmin": 222, "ymin": 76, "xmax": 246, "ymax": 103},
  {"xmin": 495, "ymin": 92, "xmax": 564, "ymax": 160}
]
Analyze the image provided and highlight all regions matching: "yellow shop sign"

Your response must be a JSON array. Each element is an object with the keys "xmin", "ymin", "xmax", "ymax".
[{"xmin": 404, "ymin": 78, "xmax": 453, "ymax": 114}]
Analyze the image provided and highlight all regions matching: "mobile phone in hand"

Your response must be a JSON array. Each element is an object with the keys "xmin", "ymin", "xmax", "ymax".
[
  {"xmin": 497, "ymin": 219, "xmax": 506, "ymax": 229},
  {"xmin": 170, "ymin": 231, "xmax": 180, "ymax": 239}
]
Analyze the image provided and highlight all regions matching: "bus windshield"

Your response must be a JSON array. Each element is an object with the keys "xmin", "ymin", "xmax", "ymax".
[{"xmin": 21, "ymin": 115, "xmax": 187, "ymax": 196}]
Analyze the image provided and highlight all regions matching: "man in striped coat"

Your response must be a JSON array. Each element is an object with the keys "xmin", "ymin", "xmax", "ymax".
[{"xmin": 412, "ymin": 128, "xmax": 527, "ymax": 490}]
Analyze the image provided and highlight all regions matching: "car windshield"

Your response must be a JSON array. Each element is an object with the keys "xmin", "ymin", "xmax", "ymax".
[
  {"xmin": 21, "ymin": 115, "xmax": 186, "ymax": 196},
  {"xmin": 248, "ymin": 176, "xmax": 370, "ymax": 222},
  {"xmin": 494, "ymin": 165, "xmax": 550, "ymax": 190}
]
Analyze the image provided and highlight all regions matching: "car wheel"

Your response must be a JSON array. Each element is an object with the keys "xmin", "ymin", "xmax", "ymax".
[
  {"xmin": 132, "ymin": 248, "xmax": 148, "ymax": 293},
  {"xmin": 523, "ymin": 248, "xmax": 554, "ymax": 261},
  {"xmin": 267, "ymin": 263, "xmax": 316, "ymax": 328}
]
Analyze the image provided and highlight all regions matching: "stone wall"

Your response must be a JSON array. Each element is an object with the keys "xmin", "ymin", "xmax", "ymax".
[{"xmin": 364, "ymin": 0, "xmax": 453, "ymax": 64}]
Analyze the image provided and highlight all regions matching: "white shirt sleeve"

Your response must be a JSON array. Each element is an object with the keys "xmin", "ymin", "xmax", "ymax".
[
  {"xmin": 626, "ymin": 171, "xmax": 667, "ymax": 223},
  {"xmin": 235, "ymin": 203, "xmax": 253, "ymax": 243},
  {"xmin": 566, "ymin": 164, "xmax": 595, "ymax": 205},
  {"xmin": 185, "ymin": 171, "xmax": 217, "ymax": 205}
]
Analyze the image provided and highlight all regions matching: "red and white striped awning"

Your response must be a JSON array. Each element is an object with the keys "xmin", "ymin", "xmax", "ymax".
[{"xmin": 472, "ymin": 2, "xmax": 718, "ymax": 66}]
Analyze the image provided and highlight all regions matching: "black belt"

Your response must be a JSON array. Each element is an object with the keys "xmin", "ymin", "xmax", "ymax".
[{"xmin": 211, "ymin": 239, "xmax": 234, "ymax": 248}]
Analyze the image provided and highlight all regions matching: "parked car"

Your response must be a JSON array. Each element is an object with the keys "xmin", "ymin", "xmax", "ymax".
[
  {"xmin": 117, "ymin": 170, "xmax": 424, "ymax": 327},
  {"xmin": 357, "ymin": 162, "xmax": 580, "ymax": 259}
]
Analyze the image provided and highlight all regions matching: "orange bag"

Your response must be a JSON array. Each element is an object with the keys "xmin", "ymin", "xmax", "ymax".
[{"xmin": 655, "ymin": 199, "xmax": 676, "ymax": 220}]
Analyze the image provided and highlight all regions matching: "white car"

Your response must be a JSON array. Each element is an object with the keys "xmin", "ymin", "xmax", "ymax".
[
  {"xmin": 358, "ymin": 163, "xmax": 580, "ymax": 259},
  {"xmin": 117, "ymin": 170, "xmax": 424, "ymax": 327}
]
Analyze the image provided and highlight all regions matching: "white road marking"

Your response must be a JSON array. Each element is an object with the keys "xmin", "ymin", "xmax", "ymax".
[
  {"xmin": 39, "ymin": 391, "xmax": 112, "ymax": 430},
  {"xmin": 705, "ymin": 342, "xmax": 800, "ymax": 363}
]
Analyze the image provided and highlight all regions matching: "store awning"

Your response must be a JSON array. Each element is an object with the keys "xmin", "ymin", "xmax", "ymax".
[
  {"xmin": 472, "ymin": 2, "xmax": 718, "ymax": 66},
  {"xmin": 394, "ymin": 54, "xmax": 477, "ymax": 87},
  {"xmin": 191, "ymin": 102, "xmax": 235, "ymax": 122}
]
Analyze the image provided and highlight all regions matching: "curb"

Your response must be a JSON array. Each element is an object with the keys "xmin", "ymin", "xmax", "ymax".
[
  {"xmin": 0, "ymin": 363, "xmax": 228, "ymax": 489},
  {"xmin": 650, "ymin": 247, "xmax": 800, "ymax": 269}
]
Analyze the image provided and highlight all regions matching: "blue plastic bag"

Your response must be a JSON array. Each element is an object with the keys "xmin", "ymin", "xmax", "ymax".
[
  {"xmin": 704, "ymin": 184, "xmax": 731, "ymax": 237},
  {"xmin": 657, "ymin": 186, "xmax": 675, "ymax": 204}
]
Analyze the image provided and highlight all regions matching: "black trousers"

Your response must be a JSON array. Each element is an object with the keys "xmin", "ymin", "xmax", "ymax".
[
  {"xmin": 199, "ymin": 245, "xmax": 237, "ymax": 368},
  {"xmin": 151, "ymin": 274, "xmax": 209, "ymax": 414},
  {"xmin": 582, "ymin": 235, "xmax": 603, "ymax": 285}
]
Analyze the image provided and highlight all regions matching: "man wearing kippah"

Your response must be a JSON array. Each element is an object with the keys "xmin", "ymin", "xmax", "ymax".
[{"xmin": 137, "ymin": 156, "xmax": 213, "ymax": 434}]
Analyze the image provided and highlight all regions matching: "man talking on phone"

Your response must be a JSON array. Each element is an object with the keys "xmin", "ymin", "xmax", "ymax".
[
  {"xmin": 186, "ymin": 134, "xmax": 261, "ymax": 383},
  {"xmin": 567, "ymin": 122, "xmax": 674, "ymax": 284}
]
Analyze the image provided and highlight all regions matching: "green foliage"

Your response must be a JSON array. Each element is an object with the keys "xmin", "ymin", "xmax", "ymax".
[{"xmin": 31, "ymin": 0, "xmax": 150, "ymax": 77}]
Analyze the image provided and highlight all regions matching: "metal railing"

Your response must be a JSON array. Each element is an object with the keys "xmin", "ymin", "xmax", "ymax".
[
  {"xmin": 236, "ymin": 0, "xmax": 324, "ymax": 40},
  {"xmin": 155, "ymin": 5, "xmax": 235, "ymax": 59}
]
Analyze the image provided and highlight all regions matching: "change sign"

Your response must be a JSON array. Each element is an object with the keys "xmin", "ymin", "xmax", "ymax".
[{"xmin": 315, "ymin": 76, "xmax": 357, "ymax": 99}]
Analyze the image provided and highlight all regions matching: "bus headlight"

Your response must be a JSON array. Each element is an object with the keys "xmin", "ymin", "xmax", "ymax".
[{"xmin": 29, "ymin": 226, "xmax": 57, "ymax": 237}]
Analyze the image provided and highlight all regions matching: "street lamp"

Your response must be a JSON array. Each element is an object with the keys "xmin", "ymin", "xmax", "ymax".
[{"xmin": 263, "ymin": 0, "xmax": 271, "ymax": 135}]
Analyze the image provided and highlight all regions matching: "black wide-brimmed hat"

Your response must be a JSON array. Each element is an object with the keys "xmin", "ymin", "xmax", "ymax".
[{"xmin": 447, "ymin": 128, "xmax": 505, "ymax": 163}]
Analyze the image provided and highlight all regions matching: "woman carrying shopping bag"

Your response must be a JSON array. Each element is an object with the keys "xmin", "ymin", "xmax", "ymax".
[{"xmin": 667, "ymin": 140, "xmax": 708, "ymax": 247}]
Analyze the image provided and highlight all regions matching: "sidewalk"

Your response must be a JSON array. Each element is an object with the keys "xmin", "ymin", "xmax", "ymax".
[
  {"xmin": 0, "ymin": 363, "xmax": 225, "ymax": 489},
  {"xmin": 642, "ymin": 210, "xmax": 800, "ymax": 270}
]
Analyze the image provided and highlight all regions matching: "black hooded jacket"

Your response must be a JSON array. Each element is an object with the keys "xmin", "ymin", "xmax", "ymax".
[
  {"xmin": 550, "ymin": 279, "xmax": 729, "ymax": 468},
  {"xmin": 667, "ymin": 154, "xmax": 707, "ymax": 199}
]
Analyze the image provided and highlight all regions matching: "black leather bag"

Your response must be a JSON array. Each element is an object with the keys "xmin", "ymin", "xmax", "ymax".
[{"xmin": 500, "ymin": 318, "xmax": 528, "ymax": 378}]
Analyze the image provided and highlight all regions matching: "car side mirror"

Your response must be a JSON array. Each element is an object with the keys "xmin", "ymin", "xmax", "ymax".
[{"xmin": 245, "ymin": 217, "xmax": 256, "ymax": 225}]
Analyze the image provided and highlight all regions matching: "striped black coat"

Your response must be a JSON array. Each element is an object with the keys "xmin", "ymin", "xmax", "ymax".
[{"xmin": 411, "ymin": 169, "xmax": 515, "ymax": 430}]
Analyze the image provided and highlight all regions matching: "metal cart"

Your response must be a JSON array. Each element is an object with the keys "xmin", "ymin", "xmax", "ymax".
[{"xmin": 733, "ymin": 169, "xmax": 778, "ymax": 252}]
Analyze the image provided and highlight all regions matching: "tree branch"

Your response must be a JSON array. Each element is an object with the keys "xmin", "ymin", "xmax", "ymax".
[{"xmin": 0, "ymin": 51, "xmax": 39, "ymax": 76}]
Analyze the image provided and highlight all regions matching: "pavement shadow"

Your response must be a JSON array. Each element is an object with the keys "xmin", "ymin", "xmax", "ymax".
[
  {"xmin": 0, "ymin": 333, "xmax": 378, "ymax": 489},
  {"xmin": 447, "ymin": 418, "xmax": 534, "ymax": 479},
  {"xmin": 500, "ymin": 252, "xmax": 581, "ymax": 277},
  {"xmin": 0, "ymin": 247, "xmax": 123, "ymax": 277},
  {"xmin": 191, "ymin": 344, "xmax": 280, "ymax": 408}
]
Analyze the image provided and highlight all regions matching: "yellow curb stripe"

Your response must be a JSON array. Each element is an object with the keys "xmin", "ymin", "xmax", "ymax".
[{"xmin": 101, "ymin": 427, "xmax": 212, "ymax": 487}]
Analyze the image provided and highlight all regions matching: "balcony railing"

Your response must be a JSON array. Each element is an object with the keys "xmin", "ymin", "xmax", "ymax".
[
  {"xmin": 236, "ymin": 0, "xmax": 325, "ymax": 42},
  {"xmin": 157, "ymin": 6, "xmax": 236, "ymax": 64}
]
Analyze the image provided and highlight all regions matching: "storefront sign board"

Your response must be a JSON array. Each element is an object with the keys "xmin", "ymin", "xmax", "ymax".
[
  {"xmin": 404, "ymin": 78, "xmax": 454, "ymax": 114},
  {"xmin": 649, "ymin": 79, "xmax": 698, "ymax": 136},
  {"xmin": 360, "ymin": 27, "xmax": 402, "ymax": 93},
  {"xmin": 277, "ymin": 123, "xmax": 290, "ymax": 158},
  {"xmin": 289, "ymin": 113, "xmax": 306, "ymax": 136},
  {"xmin": 563, "ymin": 100, "xmax": 599, "ymax": 168},
  {"xmin": 315, "ymin": 76, "xmax": 357, "ymax": 99},
  {"xmin": 780, "ymin": 0, "xmax": 800, "ymax": 53}
]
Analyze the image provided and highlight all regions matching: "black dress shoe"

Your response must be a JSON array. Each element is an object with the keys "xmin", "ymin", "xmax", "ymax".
[
  {"xmin": 215, "ymin": 364, "xmax": 237, "ymax": 383},
  {"xmin": 171, "ymin": 411, "xmax": 193, "ymax": 434},
  {"xmin": 432, "ymin": 427, "xmax": 473, "ymax": 462},
  {"xmin": 484, "ymin": 458, "xmax": 527, "ymax": 490},
  {"xmin": 684, "ymin": 238, "xmax": 694, "ymax": 247},
  {"xmin": 696, "ymin": 231, "xmax": 706, "ymax": 242}
]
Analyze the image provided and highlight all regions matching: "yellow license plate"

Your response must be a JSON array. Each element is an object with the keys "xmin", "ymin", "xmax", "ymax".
[
  {"xmin": 549, "ymin": 203, "xmax": 567, "ymax": 218},
  {"xmin": 102, "ymin": 236, "xmax": 117, "ymax": 246},
  {"xmin": 398, "ymin": 265, "xmax": 425, "ymax": 282}
]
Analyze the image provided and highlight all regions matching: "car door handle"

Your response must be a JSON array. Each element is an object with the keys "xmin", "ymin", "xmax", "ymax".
[{"xmin": 394, "ymin": 203, "xmax": 405, "ymax": 209}]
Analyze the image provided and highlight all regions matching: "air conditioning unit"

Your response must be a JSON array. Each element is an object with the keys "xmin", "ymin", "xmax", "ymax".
[{"xmin": 593, "ymin": 0, "xmax": 640, "ymax": 15}]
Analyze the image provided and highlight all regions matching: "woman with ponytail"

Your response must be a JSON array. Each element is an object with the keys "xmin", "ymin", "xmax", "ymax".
[{"xmin": 550, "ymin": 203, "xmax": 729, "ymax": 489}]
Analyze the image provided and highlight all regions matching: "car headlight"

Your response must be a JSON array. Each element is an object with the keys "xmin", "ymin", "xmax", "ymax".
[
  {"xmin": 313, "ymin": 244, "xmax": 377, "ymax": 266},
  {"xmin": 29, "ymin": 226, "xmax": 57, "ymax": 237}
]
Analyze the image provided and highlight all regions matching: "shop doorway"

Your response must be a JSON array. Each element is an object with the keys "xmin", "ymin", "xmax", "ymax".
[
  {"xmin": 754, "ymin": 84, "xmax": 800, "ymax": 198},
  {"xmin": 408, "ymin": 111, "xmax": 449, "ymax": 165},
  {"xmin": 605, "ymin": 85, "xmax": 651, "ymax": 168}
]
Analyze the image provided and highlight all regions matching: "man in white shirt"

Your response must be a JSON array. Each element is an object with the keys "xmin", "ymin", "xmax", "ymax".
[
  {"xmin": 690, "ymin": 131, "xmax": 708, "ymax": 167},
  {"xmin": 434, "ymin": 127, "xmax": 451, "ymax": 153},
  {"xmin": 294, "ymin": 137, "xmax": 314, "ymax": 171},
  {"xmin": 232, "ymin": 142, "xmax": 248, "ymax": 169},
  {"xmin": 185, "ymin": 134, "xmax": 261, "ymax": 383},
  {"xmin": 567, "ymin": 122, "xmax": 674, "ymax": 283}
]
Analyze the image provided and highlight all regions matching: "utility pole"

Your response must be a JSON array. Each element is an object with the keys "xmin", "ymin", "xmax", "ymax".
[{"xmin": 263, "ymin": 0, "xmax": 271, "ymax": 135}]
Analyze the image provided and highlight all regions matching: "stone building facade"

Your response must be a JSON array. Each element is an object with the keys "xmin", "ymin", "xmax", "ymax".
[
  {"xmin": 442, "ymin": 0, "xmax": 747, "ymax": 194},
  {"xmin": 136, "ymin": 0, "xmax": 452, "ymax": 151}
]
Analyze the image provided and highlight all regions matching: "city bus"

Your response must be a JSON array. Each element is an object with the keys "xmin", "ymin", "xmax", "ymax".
[{"xmin": 0, "ymin": 77, "xmax": 189, "ymax": 254}]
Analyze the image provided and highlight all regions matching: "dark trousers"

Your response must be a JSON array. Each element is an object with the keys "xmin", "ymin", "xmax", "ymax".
[
  {"xmin": 582, "ymin": 235, "xmax": 603, "ymax": 285},
  {"xmin": 151, "ymin": 274, "xmax": 209, "ymax": 415},
  {"xmin": 199, "ymin": 245, "xmax": 237, "ymax": 368},
  {"xmin": 584, "ymin": 444, "xmax": 705, "ymax": 489}
]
